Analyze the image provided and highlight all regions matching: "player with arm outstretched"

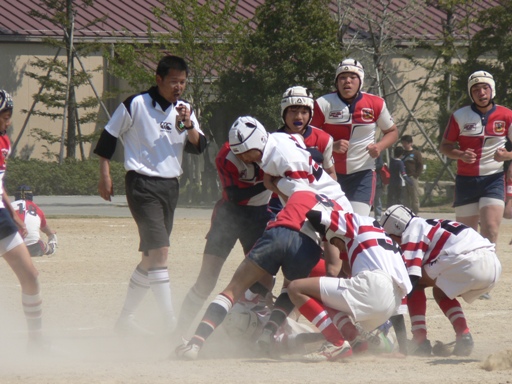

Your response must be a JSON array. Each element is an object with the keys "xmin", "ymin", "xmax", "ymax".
[{"xmin": 379, "ymin": 205, "xmax": 501, "ymax": 356}]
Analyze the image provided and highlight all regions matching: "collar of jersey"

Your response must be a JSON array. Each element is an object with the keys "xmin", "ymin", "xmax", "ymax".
[{"xmin": 148, "ymin": 86, "xmax": 176, "ymax": 112}]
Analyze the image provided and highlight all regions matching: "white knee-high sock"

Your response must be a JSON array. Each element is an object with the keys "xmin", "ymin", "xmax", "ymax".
[
  {"xmin": 120, "ymin": 265, "xmax": 150, "ymax": 318},
  {"xmin": 148, "ymin": 267, "xmax": 175, "ymax": 324},
  {"xmin": 22, "ymin": 291, "xmax": 42, "ymax": 340}
]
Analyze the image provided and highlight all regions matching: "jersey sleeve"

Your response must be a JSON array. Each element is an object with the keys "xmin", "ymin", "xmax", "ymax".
[
  {"xmin": 104, "ymin": 102, "xmax": 133, "ymax": 138},
  {"xmin": 322, "ymin": 136, "xmax": 335, "ymax": 169},
  {"xmin": 376, "ymin": 101, "xmax": 395, "ymax": 131},
  {"xmin": 311, "ymin": 100, "xmax": 326, "ymax": 128},
  {"xmin": 32, "ymin": 202, "xmax": 47, "ymax": 228},
  {"xmin": 443, "ymin": 114, "xmax": 460, "ymax": 142},
  {"xmin": 399, "ymin": 225, "xmax": 426, "ymax": 277}
]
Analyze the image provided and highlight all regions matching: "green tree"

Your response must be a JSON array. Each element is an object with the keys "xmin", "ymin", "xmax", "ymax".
[
  {"xmin": 20, "ymin": 0, "xmax": 105, "ymax": 162},
  {"xmin": 214, "ymin": 0, "xmax": 341, "ymax": 135},
  {"xmin": 466, "ymin": 0, "xmax": 512, "ymax": 107},
  {"xmin": 105, "ymin": 0, "xmax": 248, "ymax": 142}
]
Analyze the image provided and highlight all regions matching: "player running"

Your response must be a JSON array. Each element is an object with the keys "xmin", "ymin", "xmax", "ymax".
[
  {"xmin": 312, "ymin": 59, "xmax": 398, "ymax": 216},
  {"xmin": 379, "ymin": 205, "xmax": 501, "ymax": 356}
]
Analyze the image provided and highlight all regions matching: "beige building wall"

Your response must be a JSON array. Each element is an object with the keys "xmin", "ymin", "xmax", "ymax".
[
  {"xmin": 1, "ymin": 43, "xmax": 108, "ymax": 160},
  {"xmin": 3, "ymin": 42, "xmax": 442, "ymax": 161}
]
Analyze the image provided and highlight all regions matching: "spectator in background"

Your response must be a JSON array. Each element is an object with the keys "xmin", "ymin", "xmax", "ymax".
[
  {"xmin": 387, "ymin": 146, "xmax": 412, "ymax": 207},
  {"xmin": 400, "ymin": 135, "xmax": 423, "ymax": 214},
  {"xmin": 11, "ymin": 185, "xmax": 57, "ymax": 257}
]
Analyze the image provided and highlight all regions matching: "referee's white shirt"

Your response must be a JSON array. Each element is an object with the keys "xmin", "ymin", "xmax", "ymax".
[{"xmin": 105, "ymin": 93, "xmax": 202, "ymax": 178}]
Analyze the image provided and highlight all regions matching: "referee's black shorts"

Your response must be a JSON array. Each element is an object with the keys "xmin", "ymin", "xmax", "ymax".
[
  {"xmin": 125, "ymin": 171, "xmax": 179, "ymax": 254},
  {"xmin": 204, "ymin": 200, "xmax": 271, "ymax": 260}
]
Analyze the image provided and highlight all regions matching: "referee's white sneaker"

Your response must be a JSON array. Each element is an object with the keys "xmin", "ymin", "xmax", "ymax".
[{"xmin": 303, "ymin": 340, "xmax": 352, "ymax": 362}]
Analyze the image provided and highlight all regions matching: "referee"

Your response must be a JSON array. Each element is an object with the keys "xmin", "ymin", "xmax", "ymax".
[{"xmin": 94, "ymin": 55, "xmax": 206, "ymax": 336}]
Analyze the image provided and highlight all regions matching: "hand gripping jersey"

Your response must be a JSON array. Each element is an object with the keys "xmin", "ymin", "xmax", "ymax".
[
  {"xmin": 444, "ymin": 104, "xmax": 512, "ymax": 176},
  {"xmin": 260, "ymin": 132, "xmax": 347, "ymax": 206},
  {"xmin": 0, "ymin": 134, "xmax": 11, "ymax": 209},
  {"xmin": 325, "ymin": 210, "xmax": 412, "ymax": 297},
  {"xmin": 11, "ymin": 199, "xmax": 47, "ymax": 246},
  {"xmin": 400, "ymin": 217, "xmax": 495, "ymax": 277},
  {"xmin": 312, "ymin": 92, "xmax": 394, "ymax": 175},
  {"xmin": 216, "ymin": 142, "xmax": 271, "ymax": 206},
  {"xmin": 267, "ymin": 189, "xmax": 343, "ymax": 246}
]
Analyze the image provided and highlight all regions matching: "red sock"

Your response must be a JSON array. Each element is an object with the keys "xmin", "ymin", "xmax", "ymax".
[
  {"xmin": 437, "ymin": 297, "xmax": 469, "ymax": 337},
  {"xmin": 299, "ymin": 299, "xmax": 344, "ymax": 346},
  {"xmin": 408, "ymin": 289, "xmax": 427, "ymax": 343},
  {"xmin": 326, "ymin": 307, "xmax": 358, "ymax": 341}
]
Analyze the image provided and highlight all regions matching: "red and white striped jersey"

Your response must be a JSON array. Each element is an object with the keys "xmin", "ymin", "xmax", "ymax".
[
  {"xmin": 11, "ymin": 199, "xmax": 47, "ymax": 246},
  {"xmin": 312, "ymin": 92, "xmax": 394, "ymax": 175},
  {"xmin": 444, "ymin": 104, "xmax": 512, "ymax": 176},
  {"xmin": 267, "ymin": 190, "xmax": 342, "ymax": 245},
  {"xmin": 400, "ymin": 217, "xmax": 495, "ymax": 277},
  {"xmin": 261, "ymin": 132, "xmax": 345, "ymax": 203},
  {"xmin": 216, "ymin": 142, "xmax": 271, "ymax": 206},
  {"xmin": 0, "ymin": 135, "xmax": 11, "ymax": 209},
  {"xmin": 276, "ymin": 125, "xmax": 334, "ymax": 169},
  {"xmin": 325, "ymin": 210, "xmax": 412, "ymax": 296}
]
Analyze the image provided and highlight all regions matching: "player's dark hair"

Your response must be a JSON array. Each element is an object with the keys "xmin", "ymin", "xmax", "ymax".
[
  {"xmin": 394, "ymin": 146, "xmax": 404, "ymax": 158},
  {"xmin": 15, "ymin": 185, "xmax": 33, "ymax": 201},
  {"xmin": 400, "ymin": 134, "xmax": 413, "ymax": 143},
  {"xmin": 156, "ymin": 55, "xmax": 188, "ymax": 78}
]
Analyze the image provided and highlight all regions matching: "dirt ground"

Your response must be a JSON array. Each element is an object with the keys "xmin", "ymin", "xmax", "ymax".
[{"xmin": 0, "ymin": 209, "xmax": 511, "ymax": 384}]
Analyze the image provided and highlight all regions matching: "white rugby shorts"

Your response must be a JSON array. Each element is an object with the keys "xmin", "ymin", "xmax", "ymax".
[
  {"xmin": 424, "ymin": 248, "xmax": 501, "ymax": 303},
  {"xmin": 319, "ymin": 269, "xmax": 403, "ymax": 332}
]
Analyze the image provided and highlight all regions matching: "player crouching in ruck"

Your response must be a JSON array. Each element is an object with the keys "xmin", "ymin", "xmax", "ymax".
[
  {"xmin": 379, "ymin": 205, "xmax": 501, "ymax": 356},
  {"xmin": 287, "ymin": 206, "xmax": 412, "ymax": 361},
  {"xmin": 174, "ymin": 189, "xmax": 348, "ymax": 360}
]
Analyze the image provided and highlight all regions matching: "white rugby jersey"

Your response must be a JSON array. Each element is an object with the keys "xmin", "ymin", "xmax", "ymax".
[
  {"xmin": 11, "ymin": 199, "xmax": 46, "ymax": 246},
  {"xmin": 105, "ymin": 92, "xmax": 202, "ymax": 178},
  {"xmin": 444, "ymin": 104, "xmax": 512, "ymax": 176},
  {"xmin": 312, "ymin": 92, "xmax": 394, "ymax": 175},
  {"xmin": 401, "ymin": 217, "xmax": 495, "ymax": 277},
  {"xmin": 261, "ymin": 132, "xmax": 346, "ymax": 204},
  {"xmin": 324, "ymin": 210, "xmax": 412, "ymax": 297}
]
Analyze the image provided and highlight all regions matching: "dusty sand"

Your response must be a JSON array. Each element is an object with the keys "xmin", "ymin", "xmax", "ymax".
[{"xmin": 0, "ymin": 210, "xmax": 511, "ymax": 384}]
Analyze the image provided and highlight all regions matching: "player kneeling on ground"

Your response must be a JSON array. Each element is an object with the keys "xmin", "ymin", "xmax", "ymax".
[
  {"xmin": 379, "ymin": 205, "xmax": 501, "ymax": 356},
  {"xmin": 286, "ymin": 206, "xmax": 412, "ymax": 362},
  {"xmin": 11, "ymin": 185, "xmax": 57, "ymax": 256}
]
